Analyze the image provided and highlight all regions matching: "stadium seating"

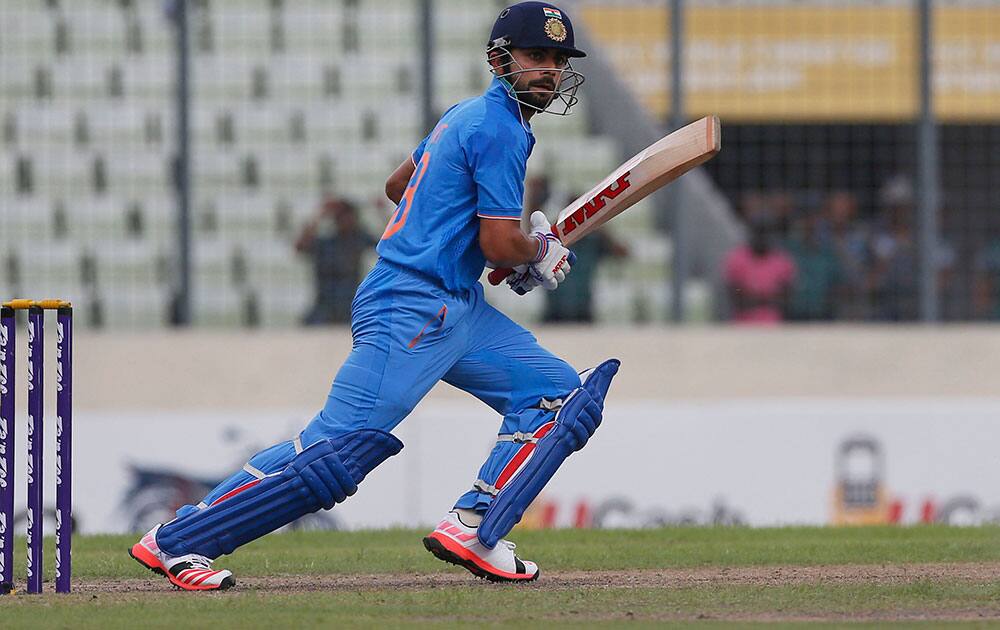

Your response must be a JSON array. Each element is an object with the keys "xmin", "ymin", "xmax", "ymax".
[{"xmin": 0, "ymin": 0, "xmax": 668, "ymax": 327}]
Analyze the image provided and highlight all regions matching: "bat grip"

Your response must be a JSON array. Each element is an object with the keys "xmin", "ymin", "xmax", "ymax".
[
  {"xmin": 486, "ymin": 251, "xmax": 576, "ymax": 286},
  {"xmin": 488, "ymin": 267, "xmax": 514, "ymax": 285}
]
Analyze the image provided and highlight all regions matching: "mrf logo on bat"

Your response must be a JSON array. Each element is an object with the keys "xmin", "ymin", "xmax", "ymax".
[{"xmin": 561, "ymin": 171, "xmax": 632, "ymax": 236}]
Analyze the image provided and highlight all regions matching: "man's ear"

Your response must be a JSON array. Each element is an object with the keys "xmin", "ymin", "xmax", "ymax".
[{"xmin": 487, "ymin": 50, "xmax": 504, "ymax": 71}]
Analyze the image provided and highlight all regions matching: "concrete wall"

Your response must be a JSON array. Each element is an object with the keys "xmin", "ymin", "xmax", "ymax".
[
  {"xmin": 7, "ymin": 324, "xmax": 999, "ymax": 532},
  {"xmin": 67, "ymin": 326, "xmax": 1000, "ymax": 410}
]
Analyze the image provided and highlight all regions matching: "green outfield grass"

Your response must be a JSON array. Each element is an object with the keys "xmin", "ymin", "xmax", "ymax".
[
  {"xmin": 3, "ymin": 526, "xmax": 1000, "ymax": 628},
  {"xmin": 43, "ymin": 524, "xmax": 1000, "ymax": 577}
]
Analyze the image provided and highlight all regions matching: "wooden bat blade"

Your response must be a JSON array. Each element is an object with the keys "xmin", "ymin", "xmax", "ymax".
[
  {"xmin": 554, "ymin": 115, "xmax": 720, "ymax": 246},
  {"xmin": 487, "ymin": 115, "xmax": 721, "ymax": 286}
]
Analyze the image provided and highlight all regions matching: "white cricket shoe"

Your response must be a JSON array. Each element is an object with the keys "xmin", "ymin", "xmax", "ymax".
[
  {"xmin": 129, "ymin": 524, "xmax": 236, "ymax": 591},
  {"xmin": 423, "ymin": 511, "xmax": 539, "ymax": 582}
]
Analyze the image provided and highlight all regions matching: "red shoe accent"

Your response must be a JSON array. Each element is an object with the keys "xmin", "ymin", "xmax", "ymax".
[
  {"xmin": 129, "ymin": 543, "xmax": 232, "ymax": 591},
  {"xmin": 438, "ymin": 523, "xmax": 476, "ymax": 542},
  {"xmin": 191, "ymin": 572, "xmax": 216, "ymax": 587},
  {"xmin": 129, "ymin": 542, "xmax": 163, "ymax": 572},
  {"xmin": 177, "ymin": 569, "xmax": 211, "ymax": 582},
  {"xmin": 426, "ymin": 532, "xmax": 533, "ymax": 581}
]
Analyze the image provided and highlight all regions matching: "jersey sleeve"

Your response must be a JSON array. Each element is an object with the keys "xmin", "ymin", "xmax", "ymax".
[
  {"xmin": 410, "ymin": 135, "xmax": 430, "ymax": 167},
  {"xmin": 466, "ymin": 123, "xmax": 526, "ymax": 220}
]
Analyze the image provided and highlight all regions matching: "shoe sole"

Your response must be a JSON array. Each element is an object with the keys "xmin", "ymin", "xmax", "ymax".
[
  {"xmin": 422, "ymin": 534, "xmax": 539, "ymax": 583},
  {"xmin": 129, "ymin": 544, "xmax": 236, "ymax": 591}
]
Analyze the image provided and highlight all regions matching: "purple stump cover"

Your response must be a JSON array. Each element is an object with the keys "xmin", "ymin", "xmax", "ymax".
[
  {"xmin": 26, "ymin": 307, "xmax": 43, "ymax": 594},
  {"xmin": 0, "ymin": 307, "xmax": 14, "ymax": 590},
  {"xmin": 56, "ymin": 307, "xmax": 72, "ymax": 593}
]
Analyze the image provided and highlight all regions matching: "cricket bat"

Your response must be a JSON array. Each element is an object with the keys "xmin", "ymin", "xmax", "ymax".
[{"xmin": 488, "ymin": 115, "xmax": 721, "ymax": 285}]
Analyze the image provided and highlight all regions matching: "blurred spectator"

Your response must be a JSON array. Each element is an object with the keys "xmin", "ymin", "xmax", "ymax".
[
  {"xmin": 724, "ymin": 217, "xmax": 796, "ymax": 324},
  {"xmin": 785, "ymin": 208, "xmax": 843, "ymax": 321},
  {"xmin": 543, "ymin": 230, "xmax": 629, "ymax": 323},
  {"xmin": 823, "ymin": 191, "xmax": 871, "ymax": 320},
  {"xmin": 739, "ymin": 191, "xmax": 768, "ymax": 221},
  {"xmin": 973, "ymin": 237, "xmax": 1000, "ymax": 320},
  {"xmin": 740, "ymin": 191, "xmax": 795, "ymax": 232},
  {"xmin": 768, "ymin": 191, "xmax": 796, "ymax": 234},
  {"xmin": 869, "ymin": 176, "xmax": 954, "ymax": 321},
  {"xmin": 296, "ymin": 198, "xmax": 376, "ymax": 325}
]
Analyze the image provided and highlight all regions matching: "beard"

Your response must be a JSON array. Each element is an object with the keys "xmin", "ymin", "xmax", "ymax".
[{"xmin": 512, "ymin": 76, "xmax": 557, "ymax": 110}]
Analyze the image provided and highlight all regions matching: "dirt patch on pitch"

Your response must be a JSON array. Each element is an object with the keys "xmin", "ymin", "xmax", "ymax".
[
  {"xmin": 74, "ymin": 561, "xmax": 1000, "ymax": 593},
  {"xmin": 55, "ymin": 563, "xmax": 1000, "ymax": 621},
  {"xmin": 264, "ymin": 561, "xmax": 1000, "ymax": 591}
]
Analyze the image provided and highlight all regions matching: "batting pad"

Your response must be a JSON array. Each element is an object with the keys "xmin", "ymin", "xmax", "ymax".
[
  {"xmin": 156, "ymin": 429, "xmax": 403, "ymax": 558},
  {"xmin": 477, "ymin": 359, "xmax": 620, "ymax": 548}
]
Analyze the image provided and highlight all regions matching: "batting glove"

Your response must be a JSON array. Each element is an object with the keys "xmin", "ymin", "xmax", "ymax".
[
  {"xmin": 506, "ymin": 264, "xmax": 539, "ymax": 295},
  {"xmin": 527, "ymin": 211, "xmax": 573, "ymax": 290}
]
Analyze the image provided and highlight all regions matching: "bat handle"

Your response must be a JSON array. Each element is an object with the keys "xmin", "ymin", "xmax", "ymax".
[
  {"xmin": 488, "ymin": 267, "xmax": 514, "ymax": 285},
  {"xmin": 486, "ymin": 252, "xmax": 575, "ymax": 287}
]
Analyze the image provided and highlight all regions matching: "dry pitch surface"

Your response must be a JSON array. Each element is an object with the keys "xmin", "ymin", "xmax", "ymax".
[{"xmin": 3, "ymin": 527, "xmax": 1000, "ymax": 627}]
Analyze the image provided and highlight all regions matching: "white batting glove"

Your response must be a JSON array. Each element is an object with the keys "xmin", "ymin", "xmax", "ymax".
[
  {"xmin": 506, "ymin": 264, "xmax": 539, "ymax": 295},
  {"xmin": 527, "ymin": 211, "xmax": 573, "ymax": 290}
]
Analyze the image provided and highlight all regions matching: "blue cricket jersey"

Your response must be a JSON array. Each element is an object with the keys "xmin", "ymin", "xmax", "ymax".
[{"xmin": 376, "ymin": 78, "xmax": 535, "ymax": 292}]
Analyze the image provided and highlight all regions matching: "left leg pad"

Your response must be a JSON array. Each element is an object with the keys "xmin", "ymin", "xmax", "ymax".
[
  {"xmin": 156, "ymin": 429, "xmax": 402, "ymax": 558},
  {"xmin": 477, "ymin": 359, "xmax": 620, "ymax": 548}
]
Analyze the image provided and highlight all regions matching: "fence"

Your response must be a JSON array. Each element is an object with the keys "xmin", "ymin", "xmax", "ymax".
[{"xmin": 1, "ymin": 0, "xmax": 998, "ymax": 327}]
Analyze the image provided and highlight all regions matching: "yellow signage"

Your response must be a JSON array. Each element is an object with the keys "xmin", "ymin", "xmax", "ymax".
[{"xmin": 581, "ymin": 5, "xmax": 1000, "ymax": 122}]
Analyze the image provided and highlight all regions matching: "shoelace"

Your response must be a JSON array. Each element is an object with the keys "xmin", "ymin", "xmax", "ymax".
[{"xmin": 186, "ymin": 555, "xmax": 214, "ymax": 570}]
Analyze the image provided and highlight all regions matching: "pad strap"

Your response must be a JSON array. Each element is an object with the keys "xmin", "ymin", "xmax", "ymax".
[
  {"xmin": 242, "ymin": 463, "xmax": 266, "ymax": 479},
  {"xmin": 473, "ymin": 479, "xmax": 500, "ymax": 496},
  {"xmin": 496, "ymin": 430, "xmax": 543, "ymax": 444}
]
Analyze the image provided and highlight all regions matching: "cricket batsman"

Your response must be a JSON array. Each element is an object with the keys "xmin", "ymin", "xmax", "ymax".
[{"xmin": 130, "ymin": 1, "xmax": 619, "ymax": 589}]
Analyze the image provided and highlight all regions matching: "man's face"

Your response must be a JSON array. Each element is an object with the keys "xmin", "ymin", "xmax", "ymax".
[{"xmin": 495, "ymin": 47, "xmax": 570, "ymax": 110}]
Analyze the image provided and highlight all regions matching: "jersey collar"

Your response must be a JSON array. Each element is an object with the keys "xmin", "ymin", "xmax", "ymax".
[{"xmin": 486, "ymin": 77, "xmax": 533, "ymax": 135}]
